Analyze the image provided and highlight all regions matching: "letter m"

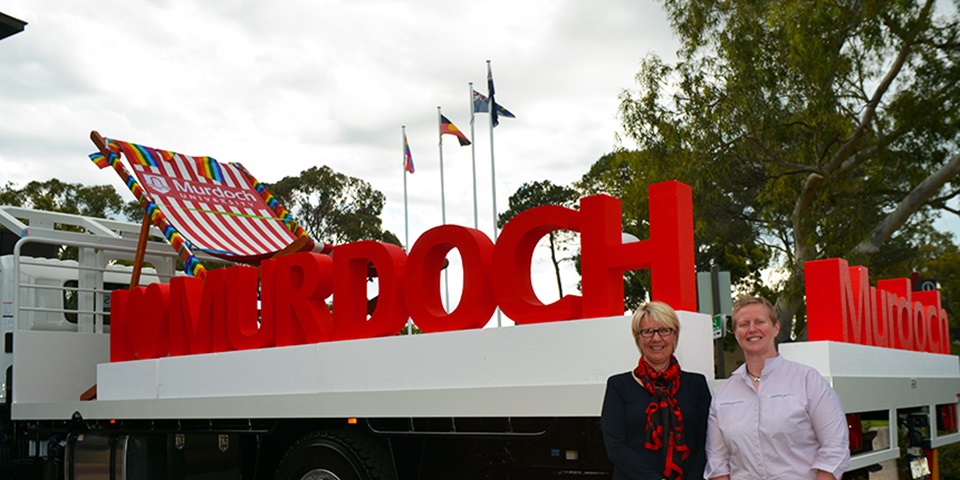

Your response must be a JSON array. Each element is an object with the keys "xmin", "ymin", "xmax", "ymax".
[{"xmin": 805, "ymin": 258, "xmax": 871, "ymax": 344}]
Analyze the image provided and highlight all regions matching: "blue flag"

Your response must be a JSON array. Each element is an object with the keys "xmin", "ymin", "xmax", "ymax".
[{"xmin": 472, "ymin": 90, "xmax": 515, "ymax": 123}]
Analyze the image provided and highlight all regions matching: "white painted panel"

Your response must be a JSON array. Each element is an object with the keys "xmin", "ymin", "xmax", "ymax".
[
  {"xmin": 781, "ymin": 341, "xmax": 960, "ymax": 378},
  {"xmin": 13, "ymin": 331, "xmax": 108, "ymax": 403},
  {"xmin": 101, "ymin": 312, "xmax": 714, "ymax": 404},
  {"xmin": 158, "ymin": 344, "xmax": 321, "ymax": 399},
  {"xmin": 97, "ymin": 360, "xmax": 159, "ymax": 401}
]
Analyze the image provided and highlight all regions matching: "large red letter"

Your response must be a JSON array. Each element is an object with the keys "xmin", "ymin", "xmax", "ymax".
[
  {"xmin": 109, "ymin": 289, "xmax": 134, "ymax": 362},
  {"xmin": 128, "ymin": 283, "xmax": 169, "ymax": 360},
  {"xmin": 199, "ymin": 268, "xmax": 232, "ymax": 353},
  {"xmin": 168, "ymin": 276, "xmax": 209, "ymax": 356},
  {"xmin": 869, "ymin": 285, "xmax": 890, "ymax": 348},
  {"xmin": 270, "ymin": 252, "xmax": 334, "ymax": 346},
  {"xmin": 409, "ymin": 226, "xmax": 496, "ymax": 331},
  {"xmin": 580, "ymin": 181, "xmax": 696, "ymax": 316},
  {"xmin": 492, "ymin": 205, "xmax": 581, "ymax": 324},
  {"xmin": 915, "ymin": 290, "xmax": 947, "ymax": 354},
  {"xmin": 226, "ymin": 265, "xmax": 275, "ymax": 350},
  {"xmin": 878, "ymin": 279, "xmax": 914, "ymax": 351},
  {"xmin": 805, "ymin": 259, "xmax": 872, "ymax": 344},
  {"xmin": 332, "ymin": 242, "xmax": 408, "ymax": 340},
  {"xmin": 805, "ymin": 258, "xmax": 845, "ymax": 342}
]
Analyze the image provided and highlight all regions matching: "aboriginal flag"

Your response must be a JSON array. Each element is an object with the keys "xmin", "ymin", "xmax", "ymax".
[{"xmin": 440, "ymin": 115, "xmax": 471, "ymax": 146}]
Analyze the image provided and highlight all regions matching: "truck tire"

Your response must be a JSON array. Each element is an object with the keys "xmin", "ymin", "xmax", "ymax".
[{"xmin": 274, "ymin": 430, "xmax": 397, "ymax": 480}]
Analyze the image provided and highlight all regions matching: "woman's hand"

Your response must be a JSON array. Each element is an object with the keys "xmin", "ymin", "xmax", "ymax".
[{"xmin": 815, "ymin": 469, "xmax": 838, "ymax": 480}]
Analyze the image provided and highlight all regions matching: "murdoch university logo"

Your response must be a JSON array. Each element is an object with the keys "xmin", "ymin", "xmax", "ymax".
[{"xmin": 144, "ymin": 175, "xmax": 171, "ymax": 194}]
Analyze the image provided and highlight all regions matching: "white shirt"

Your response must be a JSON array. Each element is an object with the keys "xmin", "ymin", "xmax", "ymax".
[{"xmin": 704, "ymin": 355, "xmax": 850, "ymax": 479}]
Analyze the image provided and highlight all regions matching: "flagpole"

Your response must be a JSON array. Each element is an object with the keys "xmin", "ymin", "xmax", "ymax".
[
  {"xmin": 403, "ymin": 125, "xmax": 410, "ymax": 252},
  {"xmin": 402, "ymin": 125, "xmax": 413, "ymax": 335},
  {"xmin": 487, "ymin": 61, "xmax": 499, "ymax": 243},
  {"xmin": 487, "ymin": 60, "xmax": 502, "ymax": 327},
  {"xmin": 437, "ymin": 106, "xmax": 450, "ymax": 312},
  {"xmin": 469, "ymin": 82, "xmax": 479, "ymax": 230}
]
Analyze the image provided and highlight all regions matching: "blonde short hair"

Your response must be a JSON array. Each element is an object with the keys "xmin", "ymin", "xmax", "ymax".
[
  {"xmin": 631, "ymin": 301, "xmax": 681, "ymax": 341},
  {"xmin": 732, "ymin": 294, "xmax": 779, "ymax": 325}
]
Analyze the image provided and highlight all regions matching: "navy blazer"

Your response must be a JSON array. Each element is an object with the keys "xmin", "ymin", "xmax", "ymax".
[{"xmin": 601, "ymin": 370, "xmax": 712, "ymax": 479}]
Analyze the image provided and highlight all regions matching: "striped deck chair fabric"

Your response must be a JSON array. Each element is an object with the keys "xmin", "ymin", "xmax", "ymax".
[{"xmin": 89, "ymin": 133, "xmax": 320, "ymax": 279}]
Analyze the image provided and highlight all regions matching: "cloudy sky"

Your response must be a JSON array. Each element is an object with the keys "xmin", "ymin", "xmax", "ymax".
[
  {"xmin": 4, "ymin": 1, "xmax": 960, "ymax": 322},
  {"xmin": 0, "ymin": 0, "xmax": 677, "ymax": 226},
  {"xmin": 0, "ymin": 0, "xmax": 682, "ymax": 313}
]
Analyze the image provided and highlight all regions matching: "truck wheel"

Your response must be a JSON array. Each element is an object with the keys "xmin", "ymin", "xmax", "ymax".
[{"xmin": 274, "ymin": 430, "xmax": 396, "ymax": 480}]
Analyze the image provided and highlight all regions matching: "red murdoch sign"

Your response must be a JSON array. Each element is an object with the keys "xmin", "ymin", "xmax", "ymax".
[
  {"xmin": 109, "ymin": 181, "xmax": 697, "ymax": 362},
  {"xmin": 805, "ymin": 258, "xmax": 950, "ymax": 354}
]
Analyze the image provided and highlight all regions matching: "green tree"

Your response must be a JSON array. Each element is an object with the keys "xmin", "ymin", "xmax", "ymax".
[
  {"xmin": 267, "ymin": 166, "xmax": 401, "ymax": 246},
  {"xmin": 620, "ymin": 0, "xmax": 960, "ymax": 339},
  {"xmin": 498, "ymin": 180, "xmax": 580, "ymax": 298},
  {"xmin": 0, "ymin": 179, "xmax": 127, "ymax": 218},
  {"xmin": 577, "ymin": 150, "xmax": 772, "ymax": 310},
  {"xmin": 0, "ymin": 179, "xmax": 131, "ymax": 260}
]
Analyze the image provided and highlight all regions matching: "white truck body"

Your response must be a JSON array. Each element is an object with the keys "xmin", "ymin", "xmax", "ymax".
[{"xmin": 1, "ymin": 204, "xmax": 958, "ymax": 479}]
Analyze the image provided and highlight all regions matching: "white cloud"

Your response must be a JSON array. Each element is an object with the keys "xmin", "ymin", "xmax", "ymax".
[{"xmin": 0, "ymin": 0, "xmax": 682, "ymax": 311}]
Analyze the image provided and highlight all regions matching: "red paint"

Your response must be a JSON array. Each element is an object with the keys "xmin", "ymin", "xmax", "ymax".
[
  {"xmin": 407, "ymin": 226, "xmax": 495, "ymax": 332},
  {"xmin": 493, "ymin": 204, "xmax": 582, "ymax": 323},
  {"xmin": 167, "ymin": 276, "xmax": 207, "ymax": 356},
  {"xmin": 805, "ymin": 258, "xmax": 950, "ymax": 354},
  {"xmin": 331, "ymin": 241, "xmax": 409, "ymax": 340},
  {"xmin": 108, "ymin": 181, "xmax": 695, "ymax": 361},
  {"xmin": 226, "ymin": 266, "xmax": 273, "ymax": 351},
  {"xmin": 271, "ymin": 250, "xmax": 334, "ymax": 346}
]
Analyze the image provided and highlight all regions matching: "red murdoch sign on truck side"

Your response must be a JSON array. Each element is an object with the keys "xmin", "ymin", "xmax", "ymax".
[
  {"xmin": 805, "ymin": 258, "xmax": 950, "ymax": 354},
  {"xmin": 109, "ymin": 181, "xmax": 696, "ymax": 362}
]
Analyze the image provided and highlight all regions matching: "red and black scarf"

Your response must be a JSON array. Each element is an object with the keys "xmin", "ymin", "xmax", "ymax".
[{"xmin": 633, "ymin": 355, "xmax": 689, "ymax": 480}]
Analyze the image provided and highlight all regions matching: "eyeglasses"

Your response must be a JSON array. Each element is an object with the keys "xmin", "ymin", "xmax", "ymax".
[{"xmin": 637, "ymin": 327, "xmax": 675, "ymax": 338}]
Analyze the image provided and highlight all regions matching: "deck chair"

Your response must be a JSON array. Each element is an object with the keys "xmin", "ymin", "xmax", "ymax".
[{"xmin": 88, "ymin": 131, "xmax": 330, "ymax": 284}]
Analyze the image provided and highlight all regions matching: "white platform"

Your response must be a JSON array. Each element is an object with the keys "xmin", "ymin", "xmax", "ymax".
[
  {"xmin": 780, "ymin": 341, "xmax": 960, "ymax": 412},
  {"xmin": 14, "ymin": 312, "xmax": 715, "ymax": 420}
]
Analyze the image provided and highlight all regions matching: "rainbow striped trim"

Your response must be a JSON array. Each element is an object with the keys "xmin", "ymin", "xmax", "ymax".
[
  {"xmin": 110, "ymin": 139, "xmax": 166, "ymax": 167},
  {"xmin": 89, "ymin": 151, "xmax": 117, "ymax": 169},
  {"xmin": 191, "ymin": 155, "xmax": 225, "ymax": 182},
  {"xmin": 107, "ymin": 152, "xmax": 207, "ymax": 279}
]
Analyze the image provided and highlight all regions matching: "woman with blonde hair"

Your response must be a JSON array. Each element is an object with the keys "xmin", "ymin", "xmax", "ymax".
[
  {"xmin": 704, "ymin": 295, "xmax": 849, "ymax": 479},
  {"xmin": 602, "ymin": 301, "xmax": 712, "ymax": 479}
]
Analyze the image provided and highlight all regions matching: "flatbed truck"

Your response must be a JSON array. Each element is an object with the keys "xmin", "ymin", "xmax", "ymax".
[{"xmin": 0, "ymin": 201, "xmax": 958, "ymax": 479}]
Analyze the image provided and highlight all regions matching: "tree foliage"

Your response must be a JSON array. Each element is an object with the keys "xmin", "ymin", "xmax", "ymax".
[
  {"xmin": 0, "ymin": 179, "xmax": 128, "ymax": 219},
  {"xmin": 0, "ymin": 179, "xmax": 133, "ymax": 261},
  {"xmin": 498, "ymin": 180, "xmax": 580, "ymax": 298},
  {"xmin": 577, "ymin": 151, "xmax": 772, "ymax": 310},
  {"xmin": 619, "ymin": 0, "xmax": 960, "ymax": 339},
  {"xmin": 266, "ymin": 166, "xmax": 400, "ymax": 246}
]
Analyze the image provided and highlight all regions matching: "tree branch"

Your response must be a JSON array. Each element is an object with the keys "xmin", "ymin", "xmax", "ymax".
[
  {"xmin": 824, "ymin": 0, "xmax": 934, "ymax": 173},
  {"xmin": 851, "ymin": 151, "xmax": 960, "ymax": 259}
]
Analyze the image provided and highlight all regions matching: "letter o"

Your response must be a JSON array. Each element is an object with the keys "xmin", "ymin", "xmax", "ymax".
[{"xmin": 406, "ymin": 225, "xmax": 495, "ymax": 332}]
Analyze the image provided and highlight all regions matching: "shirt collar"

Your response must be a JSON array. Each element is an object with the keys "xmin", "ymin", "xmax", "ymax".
[
  {"xmin": 736, "ymin": 354, "xmax": 783, "ymax": 382},
  {"xmin": 762, "ymin": 354, "xmax": 784, "ymax": 376}
]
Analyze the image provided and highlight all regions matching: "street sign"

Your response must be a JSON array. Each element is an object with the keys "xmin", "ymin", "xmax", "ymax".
[{"xmin": 712, "ymin": 314, "xmax": 724, "ymax": 339}]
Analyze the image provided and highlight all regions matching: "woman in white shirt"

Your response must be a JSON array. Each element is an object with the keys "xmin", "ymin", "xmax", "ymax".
[{"xmin": 704, "ymin": 295, "xmax": 850, "ymax": 480}]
